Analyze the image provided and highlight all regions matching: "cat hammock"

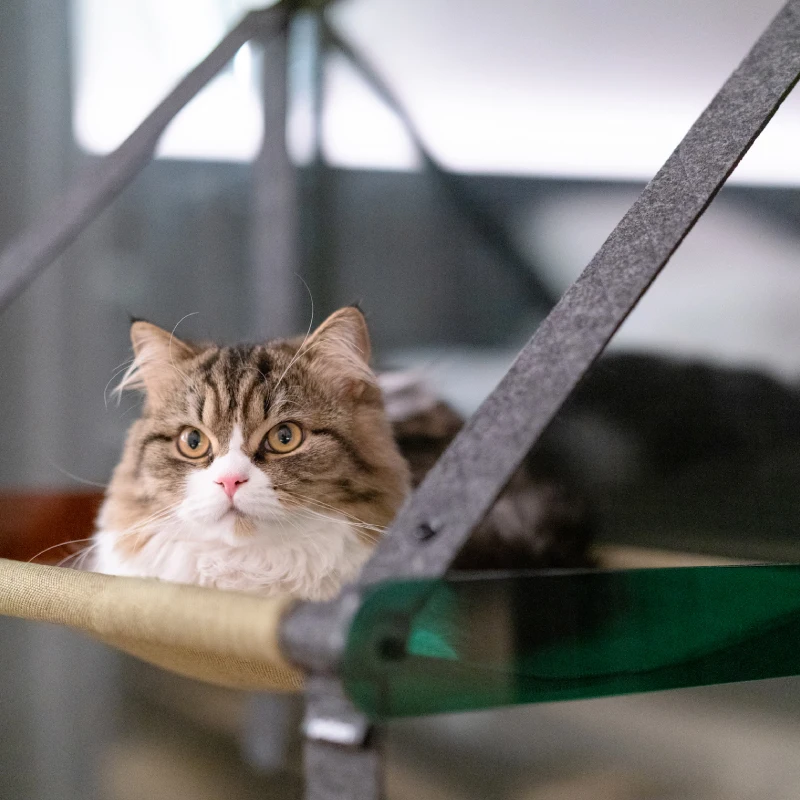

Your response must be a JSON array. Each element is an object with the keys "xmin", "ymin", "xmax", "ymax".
[
  {"xmin": 0, "ymin": 557, "xmax": 302, "ymax": 691},
  {"xmin": 2, "ymin": 1, "xmax": 800, "ymax": 797}
]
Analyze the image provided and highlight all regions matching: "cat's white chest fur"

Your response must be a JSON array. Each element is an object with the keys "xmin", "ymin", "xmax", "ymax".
[{"xmin": 92, "ymin": 513, "xmax": 371, "ymax": 600}]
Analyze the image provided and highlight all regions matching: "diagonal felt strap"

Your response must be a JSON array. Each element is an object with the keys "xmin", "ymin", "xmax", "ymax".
[
  {"xmin": 358, "ymin": 0, "xmax": 800, "ymax": 584},
  {"xmin": 0, "ymin": 7, "xmax": 286, "ymax": 315},
  {"xmin": 321, "ymin": 17, "xmax": 557, "ymax": 312}
]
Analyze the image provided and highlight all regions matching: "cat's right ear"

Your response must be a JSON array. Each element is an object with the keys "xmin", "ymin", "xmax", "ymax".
[{"xmin": 117, "ymin": 321, "xmax": 197, "ymax": 405}]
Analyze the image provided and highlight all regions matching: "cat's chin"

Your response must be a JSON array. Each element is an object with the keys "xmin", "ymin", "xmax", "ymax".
[
  {"xmin": 178, "ymin": 500, "xmax": 264, "ymax": 530},
  {"xmin": 181, "ymin": 508, "xmax": 320, "ymax": 548}
]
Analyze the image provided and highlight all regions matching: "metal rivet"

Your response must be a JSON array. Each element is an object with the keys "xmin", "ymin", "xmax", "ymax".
[
  {"xmin": 415, "ymin": 520, "xmax": 439, "ymax": 541},
  {"xmin": 376, "ymin": 636, "xmax": 406, "ymax": 662}
]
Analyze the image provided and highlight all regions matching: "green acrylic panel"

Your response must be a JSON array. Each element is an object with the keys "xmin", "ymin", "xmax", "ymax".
[{"xmin": 342, "ymin": 566, "xmax": 800, "ymax": 719}]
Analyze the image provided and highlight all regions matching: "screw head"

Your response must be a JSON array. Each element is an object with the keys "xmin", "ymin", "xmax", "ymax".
[
  {"xmin": 377, "ymin": 636, "xmax": 406, "ymax": 662},
  {"xmin": 415, "ymin": 520, "xmax": 440, "ymax": 541}
]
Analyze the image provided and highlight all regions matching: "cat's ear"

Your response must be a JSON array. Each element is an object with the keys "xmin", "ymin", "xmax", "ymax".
[
  {"xmin": 119, "ymin": 320, "xmax": 198, "ymax": 404},
  {"xmin": 304, "ymin": 307, "xmax": 375, "ymax": 397}
]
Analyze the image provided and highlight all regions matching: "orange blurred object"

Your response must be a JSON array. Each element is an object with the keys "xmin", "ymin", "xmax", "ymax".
[{"xmin": 0, "ymin": 492, "xmax": 103, "ymax": 565}]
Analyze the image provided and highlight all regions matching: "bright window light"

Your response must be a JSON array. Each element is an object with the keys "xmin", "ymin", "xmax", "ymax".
[
  {"xmin": 320, "ymin": 62, "xmax": 800, "ymax": 185},
  {"xmin": 320, "ymin": 0, "xmax": 800, "ymax": 185},
  {"xmin": 72, "ymin": 0, "xmax": 269, "ymax": 161},
  {"xmin": 72, "ymin": 0, "xmax": 800, "ymax": 185}
]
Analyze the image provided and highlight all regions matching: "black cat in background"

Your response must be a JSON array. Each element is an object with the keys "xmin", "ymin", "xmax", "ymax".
[{"xmin": 391, "ymin": 353, "xmax": 800, "ymax": 569}]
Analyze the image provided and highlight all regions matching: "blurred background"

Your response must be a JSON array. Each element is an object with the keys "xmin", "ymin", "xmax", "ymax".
[{"xmin": 3, "ymin": 0, "xmax": 800, "ymax": 797}]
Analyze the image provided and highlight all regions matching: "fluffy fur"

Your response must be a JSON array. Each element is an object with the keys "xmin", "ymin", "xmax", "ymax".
[{"xmin": 91, "ymin": 308, "xmax": 410, "ymax": 600}]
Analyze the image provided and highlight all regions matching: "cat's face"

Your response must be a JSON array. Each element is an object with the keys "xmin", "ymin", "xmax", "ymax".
[{"xmin": 96, "ymin": 308, "xmax": 409, "ymax": 594}]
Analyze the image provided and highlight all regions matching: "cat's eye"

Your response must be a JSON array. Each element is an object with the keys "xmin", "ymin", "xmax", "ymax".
[
  {"xmin": 264, "ymin": 421, "xmax": 304, "ymax": 454},
  {"xmin": 177, "ymin": 427, "xmax": 211, "ymax": 459}
]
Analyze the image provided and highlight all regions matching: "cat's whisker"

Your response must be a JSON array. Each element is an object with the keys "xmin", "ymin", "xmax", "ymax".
[
  {"xmin": 270, "ymin": 283, "xmax": 315, "ymax": 397},
  {"xmin": 27, "ymin": 537, "xmax": 96, "ymax": 565},
  {"xmin": 110, "ymin": 501, "xmax": 188, "ymax": 547},
  {"xmin": 42, "ymin": 458, "xmax": 109, "ymax": 490},
  {"xmin": 104, "ymin": 357, "xmax": 136, "ymax": 408},
  {"xmin": 120, "ymin": 510, "xmax": 176, "ymax": 535},
  {"xmin": 121, "ymin": 501, "xmax": 184, "ymax": 530},
  {"xmin": 74, "ymin": 542, "xmax": 104, "ymax": 570},
  {"xmin": 277, "ymin": 513, "xmax": 303, "ymax": 539},
  {"xmin": 301, "ymin": 510, "xmax": 383, "ymax": 535},
  {"xmin": 277, "ymin": 486, "xmax": 387, "ymax": 531},
  {"xmin": 61, "ymin": 540, "xmax": 104, "ymax": 570},
  {"xmin": 119, "ymin": 400, "xmax": 144, "ymax": 420},
  {"xmin": 109, "ymin": 356, "xmax": 136, "ymax": 376},
  {"xmin": 269, "ymin": 511, "xmax": 292, "ymax": 549},
  {"xmin": 167, "ymin": 312, "xmax": 200, "ymax": 386},
  {"xmin": 59, "ymin": 552, "xmax": 82, "ymax": 569},
  {"xmin": 276, "ymin": 496, "xmax": 383, "ymax": 541},
  {"xmin": 289, "ymin": 503, "xmax": 384, "ymax": 541}
]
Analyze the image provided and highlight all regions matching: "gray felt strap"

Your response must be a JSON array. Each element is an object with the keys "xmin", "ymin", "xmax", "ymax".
[
  {"xmin": 0, "ymin": 7, "xmax": 285, "ymax": 315},
  {"xmin": 358, "ymin": 0, "xmax": 800, "ymax": 585},
  {"xmin": 322, "ymin": 18, "xmax": 557, "ymax": 312}
]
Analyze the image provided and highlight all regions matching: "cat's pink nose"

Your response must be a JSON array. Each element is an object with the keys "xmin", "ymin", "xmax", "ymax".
[{"xmin": 215, "ymin": 474, "xmax": 248, "ymax": 499}]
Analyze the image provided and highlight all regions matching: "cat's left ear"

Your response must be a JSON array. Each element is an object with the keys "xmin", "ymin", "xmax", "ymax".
[{"xmin": 304, "ymin": 307, "xmax": 375, "ymax": 398}]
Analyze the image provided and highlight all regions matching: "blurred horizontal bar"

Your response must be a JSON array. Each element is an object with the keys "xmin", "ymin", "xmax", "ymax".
[{"xmin": 344, "ymin": 565, "xmax": 800, "ymax": 718}]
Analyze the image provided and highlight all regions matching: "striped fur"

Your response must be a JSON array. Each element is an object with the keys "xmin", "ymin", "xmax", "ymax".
[{"xmin": 92, "ymin": 308, "xmax": 410, "ymax": 600}]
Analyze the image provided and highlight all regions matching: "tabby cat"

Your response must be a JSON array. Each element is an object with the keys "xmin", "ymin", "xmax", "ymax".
[
  {"xmin": 92, "ymin": 308, "xmax": 410, "ymax": 600},
  {"xmin": 92, "ymin": 307, "xmax": 592, "ymax": 599}
]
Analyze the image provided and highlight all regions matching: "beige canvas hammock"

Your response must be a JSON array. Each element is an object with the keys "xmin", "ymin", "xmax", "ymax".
[{"xmin": 0, "ymin": 557, "xmax": 304, "ymax": 692}]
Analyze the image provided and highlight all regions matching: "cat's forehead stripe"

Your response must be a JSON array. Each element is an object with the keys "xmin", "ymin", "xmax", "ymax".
[
  {"xmin": 196, "ymin": 348, "xmax": 222, "ymax": 375},
  {"xmin": 184, "ymin": 344, "xmax": 294, "ymax": 434},
  {"xmin": 223, "ymin": 346, "xmax": 259, "ymax": 412},
  {"xmin": 239, "ymin": 369, "xmax": 265, "ymax": 421},
  {"xmin": 223, "ymin": 351, "xmax": 238, "ymax": 412},
  {"xmin": 200, "ymin": 375, "xmax": 222, "ymax": 426},
  {"xmin": 254, "ymin": 351, "xmax": 272, "ymax": 379},
  {"xmin": 194, "ymin": 389, "xmax": 205, "ymax": 422}
]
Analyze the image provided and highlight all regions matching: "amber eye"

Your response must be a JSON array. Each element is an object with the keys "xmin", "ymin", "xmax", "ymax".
[
  {"xmin": 264, "ymin": 421, "xmax": 304, "ymax": 454},
  {"xmin": 177, "ymin": 427, "xmax": 211, "ymax": 459}
]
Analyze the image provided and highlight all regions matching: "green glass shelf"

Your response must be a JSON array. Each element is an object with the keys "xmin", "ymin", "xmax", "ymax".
[{"xmin": 342, "ymin": 565, "xmax": 800, "ymax": 718}]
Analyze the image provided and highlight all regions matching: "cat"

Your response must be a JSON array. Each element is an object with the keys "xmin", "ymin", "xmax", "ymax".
[
  {"xmin": 387, "ymin": 351, "xmax": 800, "ymax": 563},
  {"xmin": 91, "ymin": 307, "xmax": 410, "ymax": 600},
  {"xmin": 92, "ymin": 306, "xmax": 594, "ymax": 599},
  {"xmin": 383, "ymin": 373, "xmax": 594, "ymax": 570},
  {"xmin": 535, "ymin": 352, "xmax": 800, "ymax": 557}
]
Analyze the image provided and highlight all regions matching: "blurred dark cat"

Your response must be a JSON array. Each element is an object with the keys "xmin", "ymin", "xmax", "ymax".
[
  {"xmin": 91, "ymin": 308, "xmax": 596, "ymax": 600},
  {"xmin": 383, "ymin": 375, "xmax": 594, "ymax": 570},
  {"xmin": 546, "ymin": 353, "xmax": 800, "ymax": 558},
  {"xmin": 390, "ymin": 351, "xmax": 800, "ymax": 565}
]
